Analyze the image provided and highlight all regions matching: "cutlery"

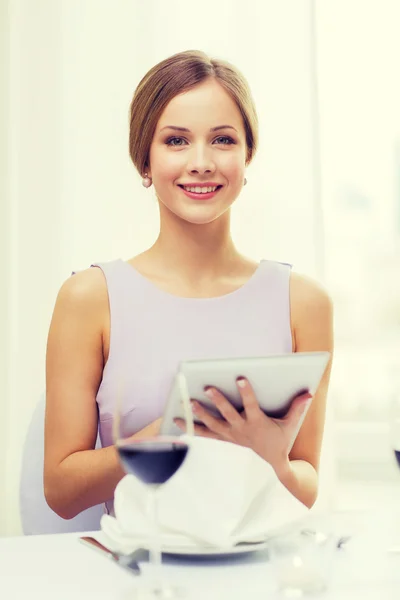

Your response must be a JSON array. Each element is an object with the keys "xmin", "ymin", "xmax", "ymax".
[
  {"xmin": 79, "ymin": 536, "xmax": 142, "ymax": 575},
  {"xmin": 300, "ymin": 528, "xmax": 351, "ymax": 549}
]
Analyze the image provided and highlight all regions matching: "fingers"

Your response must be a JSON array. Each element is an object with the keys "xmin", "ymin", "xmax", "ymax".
[
  {"xmin": 174, "ymin": 418, "xmax": 221, "ymax": 439},
  {"xmin": 282, "ymin": 392, "xmax": 312, "ymax": 424},
  {"xmin": 237, "ymin": 378, "xmax": 262, "ymax": 421},
  {"xmin": 174, "ymin": 418, "xmax": 186, "ymax": 431},
  {"xmin": 203, "ymin": 388, "xmax": 243, "ymax": 428},
  {"xmin": 174, "ymin": 388, "xmax": 242, "ymax": 441},
  {"xmin": 190, "ymin": 400, "xmax": 229, "ymax": 437}
]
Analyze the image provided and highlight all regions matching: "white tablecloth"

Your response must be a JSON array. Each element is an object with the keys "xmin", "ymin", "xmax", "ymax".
[{"xmin": 1, "ymin": 511, "xmax": 400, "ymax": 600}]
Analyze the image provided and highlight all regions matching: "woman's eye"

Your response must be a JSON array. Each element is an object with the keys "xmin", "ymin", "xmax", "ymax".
[
  {"xmin": 165, "ymin": 135, "xmax": 235, "ymax": 147},
  {"xmin": 166, "ymin": 137, "xmax": 187, "ymax": 146},
  {"xmin": 214, "ymin": 136, "xmax": 235, "ymax": 145}
]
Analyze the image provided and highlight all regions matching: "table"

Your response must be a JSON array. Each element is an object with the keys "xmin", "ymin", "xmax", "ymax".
[{"xmin": 1, "ymin": 512, "xmax": 400, "ymax": 599}]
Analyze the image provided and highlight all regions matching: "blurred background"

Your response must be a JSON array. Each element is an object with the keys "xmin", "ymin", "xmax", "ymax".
[{"xmin": 1, "ymin": 0, "xmax": 400, "ymax": 535}]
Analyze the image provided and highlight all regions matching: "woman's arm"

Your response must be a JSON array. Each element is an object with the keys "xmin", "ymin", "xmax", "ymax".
[
  {"xmin": 44, "ymin": 268, "xmax": 160, "ymax": 519},
  {"xmin": 172, "ymin": 270, "xmax": 334, "ymax": 510},
  {"xmin": 284, "ymin": 272, "xmax": 334, "ymax": 507}
]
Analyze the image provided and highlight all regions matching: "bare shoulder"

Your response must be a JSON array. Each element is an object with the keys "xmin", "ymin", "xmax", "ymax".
[
  {"xmin": 55, "ymin": 267, "xmax": 108, "ymax": 312},
  {"xmin": 47, "ymin": 266, "xmax": 109, "ymax": 366},
  {"xmin": 290, "ymin": 271, "xmax": 333, "ymax": 313},
  {"xmin": 289, "ymin": 272, "xmax": 333, "ymax": 350}
]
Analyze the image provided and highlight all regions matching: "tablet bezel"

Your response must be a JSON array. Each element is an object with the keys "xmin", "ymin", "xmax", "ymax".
[{"xmin": 160, "ymin": 351, "xmax": 330, "ymax": 438}]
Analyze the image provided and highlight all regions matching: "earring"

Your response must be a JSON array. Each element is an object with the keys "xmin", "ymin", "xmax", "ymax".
[
  {"xmin": 142, "ymin": 173, "xmax": 152, "ymax": 188},
  {"xmin": 244, "ymin": 177, "xmax": 247, "ymax": 186}
]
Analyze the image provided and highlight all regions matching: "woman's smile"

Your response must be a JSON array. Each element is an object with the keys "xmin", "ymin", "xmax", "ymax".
[{"xmin": 177, "ymin": 183, "xmax": 224, "ymax": 201}]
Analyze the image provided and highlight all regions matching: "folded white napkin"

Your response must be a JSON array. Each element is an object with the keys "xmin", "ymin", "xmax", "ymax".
[{"xmin": 100, "ymin": 436, "xmax": 308, "ymax": 552}]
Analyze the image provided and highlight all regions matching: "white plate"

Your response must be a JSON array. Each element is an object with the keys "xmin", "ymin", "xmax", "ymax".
[
  {"xmin": 99, "ymin": 516, "xmax": 269, "ymax": 557},
  {"xmin": 160, "ymin": 539, "xmax": 269, "ymax": 556}
]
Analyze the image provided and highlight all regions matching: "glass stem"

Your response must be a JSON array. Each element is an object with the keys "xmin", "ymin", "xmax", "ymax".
[{"xmin": 148, "ymin": 484, "xmax": 163, "ymax": 589}]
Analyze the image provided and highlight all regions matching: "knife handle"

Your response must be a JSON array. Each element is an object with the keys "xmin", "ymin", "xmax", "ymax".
[
  {"xmin": 79, "ymin": 536, "xmax": 141, "ymax": 575},
  {"xmin": 80, "ymin": 536, "xmax": 118, "ymax": 558}
]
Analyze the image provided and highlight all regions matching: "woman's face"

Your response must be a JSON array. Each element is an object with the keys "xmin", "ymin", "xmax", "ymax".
[{"xmin": 147, "ymin": 78, "xmax": 248, "ymax": 225}]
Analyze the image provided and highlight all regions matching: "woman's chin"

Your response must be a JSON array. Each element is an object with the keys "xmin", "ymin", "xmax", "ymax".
[
  {"xmin": 163, "ymin": 202, "xmax": 233, "ymax": 226},
  {"xmin": 178, "ymin": 209, "xmax": 230, "ymax": 226}
]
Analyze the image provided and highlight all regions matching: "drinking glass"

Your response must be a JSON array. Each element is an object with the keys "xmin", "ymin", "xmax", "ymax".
[
  {"xmin": 268, "ymin": 528, "xmax": 336, "ymax": 597},
  {"xmin": 389, "ymin": 390, "xmax": 400, "ymax": 472},
  {"xmin": 113, "ymin": 373, "xmax": 192, "ymax": 598}
]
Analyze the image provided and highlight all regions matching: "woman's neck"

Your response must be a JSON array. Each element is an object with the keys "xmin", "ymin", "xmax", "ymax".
[{"xmin": 147, "ymin": 213, "xmax": 241, "ymax": 282}]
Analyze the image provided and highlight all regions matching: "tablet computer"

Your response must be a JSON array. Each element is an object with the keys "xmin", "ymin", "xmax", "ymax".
[{"xmin": 160, "ymin": 352, "xmax": 330, "ymax": 441}]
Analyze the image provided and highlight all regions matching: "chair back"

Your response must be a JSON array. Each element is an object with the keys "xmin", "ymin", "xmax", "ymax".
[{"xmin": 20, "ymin": 394, "xmax": 104, "ymax": 534}]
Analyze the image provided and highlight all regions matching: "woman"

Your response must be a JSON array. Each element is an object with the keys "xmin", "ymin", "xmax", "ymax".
[{"xmin": 44, "ymin": 50, "xmax": 333, "ymax": 520}]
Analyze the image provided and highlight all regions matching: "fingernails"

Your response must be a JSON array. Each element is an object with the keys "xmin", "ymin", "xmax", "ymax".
[
  {"xmin": 191, "ymin": 400, "xmax": 200, "ymax": 413},
  {"xmin": 237, "ymin": 378, "xmax": 246, "ymax": 388},
  {"xmin": 204, "ymin": 388, "xmax": 214, "ymax": 398}
]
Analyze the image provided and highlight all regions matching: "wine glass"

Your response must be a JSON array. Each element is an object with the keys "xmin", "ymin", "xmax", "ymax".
[
  {"xmin": 113, "ymin": 373, "xmax": 193, "ymax": 599},
  {"xmin": 389, "ymin": 386, "xmax": 400, "ymax": 473},
  {"xmin": 386, "ymin": 384, "xmax": 400, "ymax": 549},
  {"xmin": 392, "ymin": 420, "xmax": 400, "ymax": 470}
]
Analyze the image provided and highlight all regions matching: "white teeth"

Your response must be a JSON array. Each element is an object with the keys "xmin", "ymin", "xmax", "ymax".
[{"xmin": 183, "ymin": 185, "xmax": 218, "ymax": 193}]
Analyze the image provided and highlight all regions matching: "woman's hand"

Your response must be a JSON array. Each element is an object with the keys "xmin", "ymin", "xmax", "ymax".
[
  {"xmin": 174, "ymin": 378, "xmax": 312, "ymax": 477},
  {"xmin": 128, "ymin": 418, "xmax": 163, "ymax": 441}
]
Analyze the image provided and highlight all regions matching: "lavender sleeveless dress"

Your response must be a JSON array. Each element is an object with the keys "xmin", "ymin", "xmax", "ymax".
[{"xmin": 92, "ymin": 259, "xmax": 293, "ymax": 512}]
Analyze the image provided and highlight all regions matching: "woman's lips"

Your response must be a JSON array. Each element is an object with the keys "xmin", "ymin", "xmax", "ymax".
[{"xmin": 178, "ymin": 185, "xmax": 223, "ymax": 201}]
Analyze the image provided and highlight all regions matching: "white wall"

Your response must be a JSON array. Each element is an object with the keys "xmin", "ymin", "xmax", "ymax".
[
  {"xmin": 1, "ymin": 0, "xmax": 328, "ymax": 536},
  {"xmin": 0, "ymin": 0, "xmax": 11, "ymax": 534},
  {"xmin": 2, "ymin": 0, "xmax": 65, "ymax": 535}
]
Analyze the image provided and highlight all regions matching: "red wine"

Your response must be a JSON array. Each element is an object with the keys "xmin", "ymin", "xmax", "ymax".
[
  {"xmin": 117, "ymin": 440, "xmax": 188, "ymax": 484},
  {"xmin": 394, "ymin": 449, "xmax": 400, "ymax": 468}
]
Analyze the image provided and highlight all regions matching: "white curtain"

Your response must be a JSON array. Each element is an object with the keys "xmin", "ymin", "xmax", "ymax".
[{"xmin": 1, "ymin": 0, "xmax": 335, "ymax": 535}]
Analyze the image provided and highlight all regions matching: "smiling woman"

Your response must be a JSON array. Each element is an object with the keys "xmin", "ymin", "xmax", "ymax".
[
  {"xmin": 128, "ymin": 51, "xmax": 257, "ymax": 227},
  {"xmin": 43, "ymin": 49, "xmax": 333, "ymax": 522}
]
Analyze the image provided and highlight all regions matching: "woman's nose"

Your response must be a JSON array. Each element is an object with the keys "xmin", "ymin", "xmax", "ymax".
[{"xmin": 187, "ymin": 145, "xmax": 216, "ymax": 174}]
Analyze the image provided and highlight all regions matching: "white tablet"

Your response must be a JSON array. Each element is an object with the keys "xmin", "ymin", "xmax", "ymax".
[{"xmin": 160, "ymin": 352, "xmax": 330, "ymax": 443}]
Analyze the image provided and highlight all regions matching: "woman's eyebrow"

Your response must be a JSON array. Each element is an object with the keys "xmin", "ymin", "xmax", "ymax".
[{"xmin": 159, "ymin": 125, "xmax": 238, "ymax": 133}]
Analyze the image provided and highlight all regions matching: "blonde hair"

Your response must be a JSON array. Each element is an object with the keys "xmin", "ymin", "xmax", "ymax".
[{"xmin": 129, "ymin": 50, "xmax": 259, "ymax": 175}]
